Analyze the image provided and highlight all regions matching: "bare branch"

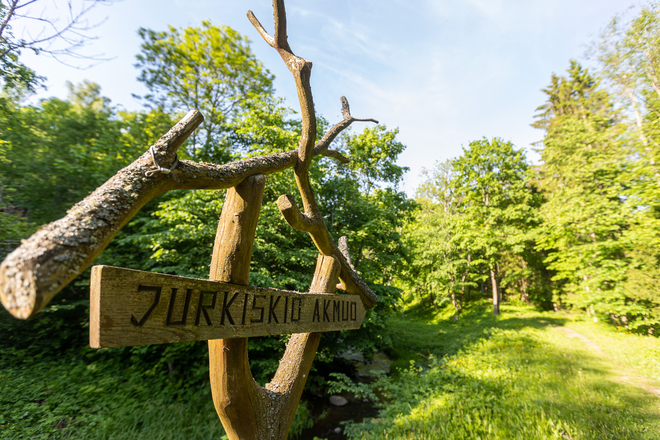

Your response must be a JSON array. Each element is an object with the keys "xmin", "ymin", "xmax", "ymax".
[
  {"xmin": 245, "ymin": 11, "xmax": 275, "ymax": 49},
  {"xmin": 1, "ymin": 0, "xmax": 117, "ymax": 69},
  {"xmin": 250, "ymin": 1, "xmax": 378, "ymax": 309},
  {"xmin": 314, "ymin": 96, "xmax": 379, "ymax": 155},
  {"xmin": 271, "ymin": 0, "xmax": 291, "ymax": 53},
  {"xmin": 321, "ymin": 149, "xmax": 350, "ymax": 164}
]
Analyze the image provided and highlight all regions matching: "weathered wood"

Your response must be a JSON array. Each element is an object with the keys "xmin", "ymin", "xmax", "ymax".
[
  {"xmin": 208, "ymin": 174, "xmax": 266, "ymax": 440},
  {"xmin": 206, "ymin": 175, "xmax": 346, "ymax": 439},
  {"xmin": 264, "ymin": 253, "xmax": 341, "ymax": 439},
  {"xmin": 89, "ymin": 265, "xmax": 364, "ymax": 348},
  {"xmin": 0, "ymin": 110, "xmax": 376, "ymax": 319},
  {"xmin": 249, "ymin": 1, "xmax": 379, "ymax": 310}
]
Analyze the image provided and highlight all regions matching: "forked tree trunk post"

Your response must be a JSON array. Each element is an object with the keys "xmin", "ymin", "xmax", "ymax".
[{"xmin": 207, "ymin": 175, "xmax": 342, "ymax": 439}]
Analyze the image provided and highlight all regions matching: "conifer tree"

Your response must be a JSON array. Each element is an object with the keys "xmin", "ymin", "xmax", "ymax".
[{"xmin": 533, "ymin": 62, "xmax": 633, "ymax": 316}]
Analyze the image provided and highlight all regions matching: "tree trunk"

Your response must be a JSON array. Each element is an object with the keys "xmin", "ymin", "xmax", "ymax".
[
  {"xmin": 459, "ymin": 254, "xmax": 471, "ymax": 310},
  {"xmin": 490, "ymin": 267, "xmax": 500, "ymax": 316},
  {"xmin": 207, "ymin": 175, "xmax": 342, "ymax": 439},
  {"xmin": 208, "ymin": 175, "xmax": 266, "ymax": 440},
  {"xmin": 519, "ymin": 258, "xmax": 529, "ymax": 305},
  {"xmin": 449, "ymin": 273, "xmax": 459, "ymax": 313}
]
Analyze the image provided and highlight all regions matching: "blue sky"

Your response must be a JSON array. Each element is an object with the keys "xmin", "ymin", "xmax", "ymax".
[{"xmin": 18, "ymin": 0, "xmax": 637, "ymax": 195}]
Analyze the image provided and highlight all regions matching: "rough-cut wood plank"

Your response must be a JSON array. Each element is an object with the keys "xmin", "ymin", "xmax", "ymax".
[{"xmin": 89, "ymin": 265, "xmax": 364, "ymax": 349}]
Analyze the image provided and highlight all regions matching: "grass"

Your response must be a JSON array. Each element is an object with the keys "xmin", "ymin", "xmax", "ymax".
[
  {"xmin": 565, "ymin": 319, "xmax": 660, "ymax": 387},
  {"xmin": 2, "ymin": 299, "xmax": 659, "ymax": 439},
  {"xmin": 0, "ymin": 354, "xmax": 313, "ymax": 440},
  {"xmin": 338, "ymin": 298, "xmax": 660, "ymax": 439},
  {"xmin": 0, "ymin": 357, "xmax": 226, "ymax": 439}
]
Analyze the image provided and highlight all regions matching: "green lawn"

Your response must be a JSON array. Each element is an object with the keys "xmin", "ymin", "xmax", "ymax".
[{"xmin": 339, "ymin": 300, "xmax": 660, "ymax": 440}]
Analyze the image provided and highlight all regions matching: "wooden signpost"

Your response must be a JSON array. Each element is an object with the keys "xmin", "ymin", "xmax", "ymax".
[
  {"xmin": 90, "ymin": 265, "xmax": 365, "ymax": 348},
  {"xmin": 0, "ymin": 1, "xmax": 382, "ymax": 439}
]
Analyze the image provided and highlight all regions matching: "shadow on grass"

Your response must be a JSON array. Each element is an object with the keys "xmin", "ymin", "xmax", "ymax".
[
  {"xmin": 349, "ymin": 301, "xmax": 659, "ymax": 439},
  {"xmin": 387, "ymin": 299, "xmax": 568, "ymax": 371}
]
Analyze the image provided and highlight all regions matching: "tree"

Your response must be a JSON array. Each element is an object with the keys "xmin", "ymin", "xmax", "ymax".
[
  {"xmin": 404, "ymin": 143, "xmax": 542, "ymax": 319},
  {"xmin": 0, "ymin": 80, "xmax": 176, "ymax": 225},
  {"xmin": 593, "ymin": 2, "xmax": 660, "ymax": 162},
  {"xmin": 592, "ymin": 5, "xmax": 660, "ymax": 333},
  {"xmin": 135, "ymin": 21, "xmax": 274, "ymax": 163},
  {"xmin": 533, "ymin": 62, "xmax": 635, "ymax": 318},
  {"xmin": 0, "ymin": 0, "xmax": 116, "ymax": 91},
  {"xmin": 403, "ymin": 161, "xmax": 475, "ymax": 316},
  {"xmin": 451, "ymin": 138, "xmax": 538, "ymax": 315}
]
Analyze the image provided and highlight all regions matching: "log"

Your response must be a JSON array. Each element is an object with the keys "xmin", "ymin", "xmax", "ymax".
[{"xmin": 0, "ymin": 109, "xmax": 376, "ymax": 319}]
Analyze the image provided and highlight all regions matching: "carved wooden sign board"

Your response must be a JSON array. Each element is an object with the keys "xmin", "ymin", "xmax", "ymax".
[{"xmin": 90, "ymin": 265, "xmax": 366, "ymax": 348}]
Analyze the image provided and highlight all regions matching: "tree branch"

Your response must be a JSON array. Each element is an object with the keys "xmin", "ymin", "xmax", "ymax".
[
  {"xmin": 314, "ymin": 96, "xmax": 378, "ymax": 155},
  {"xmin": 0, "ymin": 108, "xmax": 364, "ymax": 319},
  {"xmin": 0, "ymin": 0, "xmax": 20, "ymax": 38},
  {"xmin": 249, "ymin": 1, "xmax": 378, "ymax": 309},
  {"xmin": 1, "ymin": 0, "xmax": 116, "ymax": 67}
]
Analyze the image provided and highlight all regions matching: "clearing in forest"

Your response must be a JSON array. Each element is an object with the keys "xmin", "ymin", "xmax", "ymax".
[{"xmin": 337, "ymin": 300, "xmax": 660, "ymax": 440}]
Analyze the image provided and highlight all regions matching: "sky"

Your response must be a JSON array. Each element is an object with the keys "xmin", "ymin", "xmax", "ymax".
[{"xmin": 16, "ymin": 0, "xmax": 639, "ymax": 195}]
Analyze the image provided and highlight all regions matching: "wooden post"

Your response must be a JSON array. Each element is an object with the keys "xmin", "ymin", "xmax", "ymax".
[
  {"xmin": 208, "ymin": 174, "xmax": 267, "ymax": 440},
  {"xmin": 207, "ymin": 175, "xmax": 342, "ymax": 439},
  {"xmin": 266, "ymin": 253, "xmax": 340, "ymax": 438}
]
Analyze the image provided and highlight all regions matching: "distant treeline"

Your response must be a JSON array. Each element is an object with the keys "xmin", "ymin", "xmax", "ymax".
[{"xmin": 403, "ymin": 3, "xmax": 660, "ymax": 335}]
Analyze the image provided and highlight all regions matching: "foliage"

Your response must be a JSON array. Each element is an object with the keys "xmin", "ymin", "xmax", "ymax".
[
  {"xmin": 451, "ymin": 138, "xmax": 541, "ymax": 307},
  {"xmin": 135, "ymin": 21, "xmax": 274, "ymax": 163},
  {"xmin": 0, "ymin": 209, "xmax": 36, "ymax": 260},
  {"xmin": 0, "ymin": 81, "xmax": 168, "ymax": 225},
  {"xmin": 532, "ymin": 61, "xmax": 656, "ymax": 329},
  {"xmin": 0, "ymin": 2, "xmax": 39, "ymax": 91},
  {"xmin": 403, "ymin": 140, "xmax": 545, "ymax": 317},
  {"xmin": 589, "ymin": 1, "xmax": 660, "ymax": 333}
]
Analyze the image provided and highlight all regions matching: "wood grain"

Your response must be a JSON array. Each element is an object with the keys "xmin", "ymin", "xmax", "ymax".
[{"xmin": 89, "ymin": 265, "xmax": 365, "ymax": 349}]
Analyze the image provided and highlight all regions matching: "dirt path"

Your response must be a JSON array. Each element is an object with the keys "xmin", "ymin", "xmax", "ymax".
[{"xmin": 556, "ymin": 326, "xmax": 660, "ymax": 400}]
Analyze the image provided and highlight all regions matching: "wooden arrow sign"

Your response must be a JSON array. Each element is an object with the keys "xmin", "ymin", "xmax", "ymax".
[{"xmin": 90, "ymin": 266, "xmax": 365, "ymax": 348}]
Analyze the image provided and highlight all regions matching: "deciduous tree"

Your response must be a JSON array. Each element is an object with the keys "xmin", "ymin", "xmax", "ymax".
[{"xmin": 135, "ymin": 22, "xmax": 274, "ymax": 163}]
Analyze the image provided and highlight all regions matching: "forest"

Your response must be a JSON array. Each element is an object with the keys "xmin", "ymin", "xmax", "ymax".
[{"xmin": 1, "ymin": 0, "xmax": 660, "ymax": 439}]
